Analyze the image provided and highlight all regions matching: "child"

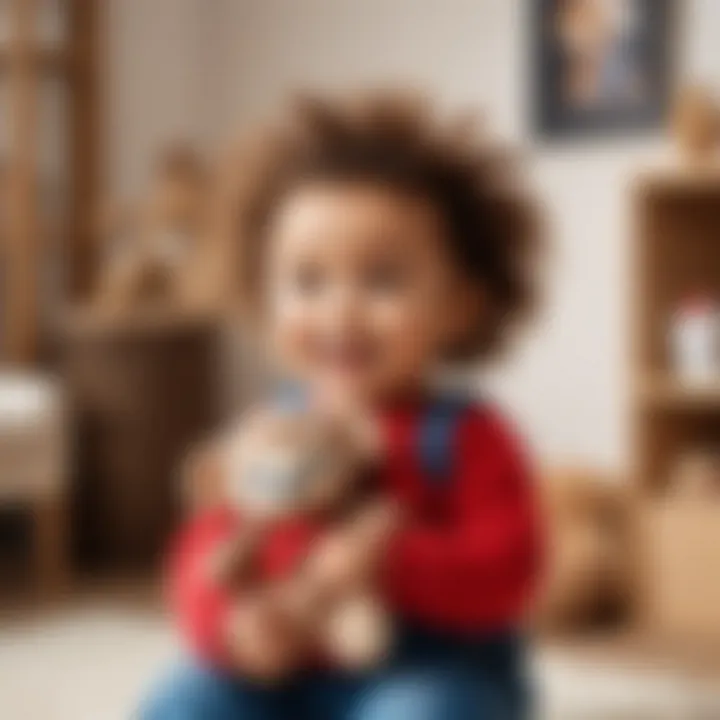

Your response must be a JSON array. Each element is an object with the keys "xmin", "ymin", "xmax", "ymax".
[{"xmin": 142, "ymin": 92, "xmax": 543, "ymax": 720}]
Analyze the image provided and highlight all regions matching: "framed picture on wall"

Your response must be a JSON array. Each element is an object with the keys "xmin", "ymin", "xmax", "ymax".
[{"xmin": 533, "ymin": 0, "xmax": 677, "ymax": 139}]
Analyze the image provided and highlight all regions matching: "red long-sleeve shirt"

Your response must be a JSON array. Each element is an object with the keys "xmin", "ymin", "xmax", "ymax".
[{"xmin": 169, "ymin": 402, "xmax": 542, "ymax": 663}]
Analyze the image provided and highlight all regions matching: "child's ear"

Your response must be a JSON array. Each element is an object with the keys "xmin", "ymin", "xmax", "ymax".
[{"xmin": 444, "ymin": 279, "xmax": 485, "ymax": 355}]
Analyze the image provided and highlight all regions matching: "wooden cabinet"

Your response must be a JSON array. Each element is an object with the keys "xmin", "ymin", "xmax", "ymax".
[{"xmin": 63, "ymin": 311, "xmax": 222, "ymax": 571}]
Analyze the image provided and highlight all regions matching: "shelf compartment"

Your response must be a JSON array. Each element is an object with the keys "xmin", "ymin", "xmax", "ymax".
[
  {"xmin": 635, "ymin": 188, "xmax": 720, "ymax": 378},
  {"xmin": 637, "ymin": 374, "xmax": 720, "ymax": 410}
]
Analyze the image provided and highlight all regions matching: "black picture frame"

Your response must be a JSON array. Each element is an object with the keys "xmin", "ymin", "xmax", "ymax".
[{"xmin": 533, "ymin": 0, "xmax": 677, "ymax": 139}]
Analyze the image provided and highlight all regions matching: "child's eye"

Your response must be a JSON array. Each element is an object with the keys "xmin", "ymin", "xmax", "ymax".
[{"xmin": 293, "ymin": 262, "xmax": 326, "ymax": 296}]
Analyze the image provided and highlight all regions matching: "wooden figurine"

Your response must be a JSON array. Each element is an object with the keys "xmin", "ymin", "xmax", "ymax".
[
  {"xmin": 669, "ymin": 449, "xmax": 720, "ymax": 500},
  {"xmin": 672, "ymin": 85, "xmax": 720, "ymax": 166},
  {"xmin": 535, "ymin": 467, "xmax": 633, "ymax": 633},
  {"xmin": 95, "ymin": 145, "xmax": 213, "ymax": 314}
]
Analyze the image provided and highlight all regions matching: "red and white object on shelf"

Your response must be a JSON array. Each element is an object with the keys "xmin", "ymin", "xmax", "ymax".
[{"xmin": 669, "ymin": 296, "xmax": 720, "ymax": 384}]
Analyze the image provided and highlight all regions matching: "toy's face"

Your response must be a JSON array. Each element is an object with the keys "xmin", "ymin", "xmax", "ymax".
[
  {"xmin": 226, "ymin": 410, "xmax": 360, "ymax": 518},
  {"xmin": 153, "ymin": 228, "xmax": 193, "ymax": 267}
]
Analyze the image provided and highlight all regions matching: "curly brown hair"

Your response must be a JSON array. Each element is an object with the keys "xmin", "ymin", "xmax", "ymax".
[{"xmin": 215, "ymin": 91, "xmax": 541, "ymax": 359}]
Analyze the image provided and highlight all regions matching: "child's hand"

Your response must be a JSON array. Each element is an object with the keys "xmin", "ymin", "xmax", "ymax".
[
  {"xmin": 206, "ymin": 523, "xmax": 267, "ymax": 591},
  {"xmin": 350, "ymin": 501, "xmax": 405, "ymax": 549},
  {"xmin": 224, "ymin": 592, "xmax": 304, "ymax": 683},
  {"xmin": 306, "ymin": 501, "xmax": 403, "ymax": 597},
  {"xmin": 314, "ymin": 391, "xmax": 384, "ymax": 462}
]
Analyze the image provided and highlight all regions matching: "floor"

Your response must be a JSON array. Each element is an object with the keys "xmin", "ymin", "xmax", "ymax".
[
  {"xmin": 0, "ymin": 600, "xmax": 176, "ymax": 720},
  {"xmin": 1, "ymin": 597, "xmax": 720, "ymax": 720}
]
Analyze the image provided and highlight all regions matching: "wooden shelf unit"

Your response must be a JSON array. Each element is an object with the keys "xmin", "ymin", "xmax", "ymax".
[
  {"xmin": 0, "ymin": 0, "xmax": 100, "ymax": 364},
  {"xmin": 634, "ymin": 174, "xmax": 720, "ymax": 492},
  {"xmin": 633, "ymin": 171, "xmax": 720, "ymax": 644}
]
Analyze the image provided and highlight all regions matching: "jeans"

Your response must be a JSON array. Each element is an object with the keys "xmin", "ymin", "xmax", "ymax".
[{"xmin": 140, "ymin": 627, "xmax": 529, "ymax": 720}]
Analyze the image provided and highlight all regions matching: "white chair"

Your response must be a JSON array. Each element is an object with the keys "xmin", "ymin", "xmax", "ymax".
[{"xmin": 0, "ymin": 372, "xmax": 68, "ymax": 595}]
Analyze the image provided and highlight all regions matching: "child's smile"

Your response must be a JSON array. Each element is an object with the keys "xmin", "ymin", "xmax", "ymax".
[{"xmin": 309, "ymin": 332, "xmax": 378, "ymax": 375}]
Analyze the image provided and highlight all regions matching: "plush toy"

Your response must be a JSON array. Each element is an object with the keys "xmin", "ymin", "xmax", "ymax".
[
  {"xmin": 669, "ymin": 449, "xmax": 720, "ymax": 499},
  {"xmin": 534, "ymin": 467, "xmax": 633, "ymax": 634},
  {"xmin": 187, "ymin": 405, "xmax": 392, "ymax": 676},
  {"xmin": 672, "ymin": 85, "xmax": 720, "ymax": 166},
  {"xmin": 96, "ymin": 145, "xmax": 212, "ymax": 312}
]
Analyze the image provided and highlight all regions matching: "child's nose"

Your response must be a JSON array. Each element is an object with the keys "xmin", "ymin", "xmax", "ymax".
[{"xmin": 321, "ymin": 284, "xmax": 364, "ymax": 330}]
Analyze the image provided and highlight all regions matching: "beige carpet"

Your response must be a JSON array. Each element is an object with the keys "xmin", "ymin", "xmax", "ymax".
[{"xmin": 1, "ymin": 602, "xmax": 719, "ymax": 720}]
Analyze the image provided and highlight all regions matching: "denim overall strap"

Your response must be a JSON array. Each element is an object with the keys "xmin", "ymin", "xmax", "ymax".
[{"xmin": 416, "ymin": 394, "xmax": 471, "ymax": 485}]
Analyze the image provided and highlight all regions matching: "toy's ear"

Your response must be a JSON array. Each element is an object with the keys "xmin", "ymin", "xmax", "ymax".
[
  {"xmin": 182, "ymin": 408, "xmax": 273, "ymax": 512},
  {"xmin": 180, "ymin": 440, "xmax": 225, "ymax": 512}
]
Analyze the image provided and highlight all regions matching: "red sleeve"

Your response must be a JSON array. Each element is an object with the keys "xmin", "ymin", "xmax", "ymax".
[
  {"xmin": 166, "ymin": 508, "xmax": 239, "ymax": 666},
  {"xmin": 383, "ymin": 408, "xmax": 544, "ymax": 631}
]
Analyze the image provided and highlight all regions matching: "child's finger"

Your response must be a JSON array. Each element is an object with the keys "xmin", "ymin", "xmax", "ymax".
[{"xmin": 225, "ymin": 597, "xmax": 301, "ymax": 682}]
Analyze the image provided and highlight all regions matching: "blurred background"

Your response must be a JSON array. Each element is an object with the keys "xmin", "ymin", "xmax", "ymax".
[{"xmin": 2, "ymin": 1, "xmax": 720, "ymax": 718}]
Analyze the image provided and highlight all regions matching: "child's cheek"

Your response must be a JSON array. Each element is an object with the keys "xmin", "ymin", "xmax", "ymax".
[
  {"xmin": 271, "ymin": 299, "xmax": 315, "ymax": 371},
  {"xmin": 369, "ymin": 293, "xmax": 443, "ymax": 371}
]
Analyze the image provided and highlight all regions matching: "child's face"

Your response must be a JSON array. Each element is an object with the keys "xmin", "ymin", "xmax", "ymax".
[{"xmin": 264, "ymin": 182, "xmax": 476, "ymax": 405}]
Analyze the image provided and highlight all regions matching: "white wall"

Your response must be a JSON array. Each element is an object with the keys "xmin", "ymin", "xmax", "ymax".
[
  {"xmin": 686, "ymin": 0, "xmax": 720, "ymax": 84},
  {"xmin": 106, "ymin": 0, "xmax": 720, "ymax": 471},
  {"xmin": 104, "ymin": 0, "xmax": 221, "ymax": 198}
]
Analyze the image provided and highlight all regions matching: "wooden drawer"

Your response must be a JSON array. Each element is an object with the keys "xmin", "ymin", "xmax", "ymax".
[{"xmin": 643, "ymin": 502, "xmax": 720, "ymax": 640}]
